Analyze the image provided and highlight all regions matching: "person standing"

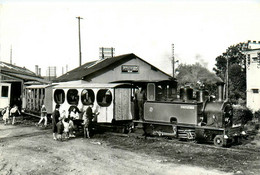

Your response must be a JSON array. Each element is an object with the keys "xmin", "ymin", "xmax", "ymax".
[
  {"xmin": 36, "ymin": 104, "xmax": 48, "ymax": 127},
  {"xmin": 136, "ymin": 88, "xmax": 146, "ymax": 120},
  {"xmin": 10, "ymin": 105, "xmax": 21, "ymax": 125},
  {"xmin": 52, "ymin": 104, "xmax": 60, "ymax": 140},
  {"xmin": 82, "ymin": 104, "xmax": 94, "ymax": 138},
  {"xmin": 2, "ymin": 105, "xmax": 10, "ymax": 125}
]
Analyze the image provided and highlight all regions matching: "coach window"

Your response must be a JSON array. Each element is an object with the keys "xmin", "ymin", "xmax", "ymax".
[
  {"xmin": 67, "ymin": 89, "xmax": 79, "ymax": 105},
  {"xmin": 147, "ymin": 83, "xmax": 155, "ymax": 101},
  {"xmin": 54, "ymin": 89, "xmax": 65, "ymax": 104},
  {"xmin": 156, "ymin": 85, "xmax": 163, "ymax": 101},
  {"xmin": 252, "ymin": 89, "xmax": 259, "ymax": 94},
  {"xmin": 1, "ymin": 86, "xmax": 9, "ymax": 97},
  {"xmin": 97, "ymin": 89, "xmax": 112, "ymax": 107},
  {"xmin": 81, "ymin": 89, "xmax": 95, "ymax": 105}
]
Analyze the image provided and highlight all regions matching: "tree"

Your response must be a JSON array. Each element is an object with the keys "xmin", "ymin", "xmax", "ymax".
[
  {"xmin": 229, "ymin": 64, "xmax": 246, "ymax": 101},
  {"xmin": 213, "ymin": 43, "xmax": 246, "ymax": 104},
  {"xmin": 176, "ymin": 63, "xmax": 222, "ymax": 95}
]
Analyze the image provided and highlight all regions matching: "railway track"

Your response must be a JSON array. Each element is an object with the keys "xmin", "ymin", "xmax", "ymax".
[{"xmin": 117, "ymin": 129, "xmax": 260, "ymax": 155}]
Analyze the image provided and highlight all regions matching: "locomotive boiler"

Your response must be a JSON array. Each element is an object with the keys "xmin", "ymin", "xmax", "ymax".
[{"xmin": 136, "ymin": 80, "xmax": 244, "ymax": 147}]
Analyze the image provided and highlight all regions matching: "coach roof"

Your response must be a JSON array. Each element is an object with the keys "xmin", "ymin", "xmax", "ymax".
[{"xmin": 52, "ymin": 80, "xmax": 133, "ymax": 89}]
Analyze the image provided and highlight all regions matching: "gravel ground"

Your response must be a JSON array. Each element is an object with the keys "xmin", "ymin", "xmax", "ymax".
[{"xmin": 0, "ymin": 116, "xmax": 259, "ymax": 175}]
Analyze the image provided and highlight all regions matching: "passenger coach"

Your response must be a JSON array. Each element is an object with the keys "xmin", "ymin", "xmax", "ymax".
[
  {"xmin": 23, "ymin": 84, "xmax": 53, "ymax": 117},
  {"xmin": 52, "ymin": 81, "xmax": 135, "ymax": 127}
]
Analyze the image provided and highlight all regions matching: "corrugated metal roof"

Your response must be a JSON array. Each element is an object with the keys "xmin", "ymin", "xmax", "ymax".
[
  {"xmin": 0, "ymin": 61, "xmax": 35, "ymax": 76},
  {"xmin": 0, "ymin": 61, "xmax": 49, "ymax": 84},
  {"xmin": 54, "ymin": 60, "xmax": 98, "ymax": 82},
  {"xmin": 4, "ymin": 72, "xmax": 49, "ymax": 84}
]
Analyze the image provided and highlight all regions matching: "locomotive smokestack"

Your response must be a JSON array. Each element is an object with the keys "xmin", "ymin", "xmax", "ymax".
[
  {"xmin": 180, "ymin": 86, "xmax": 193, "ymax": 102},
  {"xmin": 216, "ymin": 82, "xmax": 224, "ymax": 102}
]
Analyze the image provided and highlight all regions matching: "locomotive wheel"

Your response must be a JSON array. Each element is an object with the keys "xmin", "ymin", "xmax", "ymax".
[
  {"xmin": 121, "ymin": 125, "xmax": 132, "ymax": 134},
  {"xmin": 213, "ymin": 135, "xmax": 225, "ymax": 147},
  {"xmin": 142, "ymin": 123, "xmax": 153, "ymax": 136},
  {"xmin": 234, "ymin": 136, "xmax": 242, "ymax": 145}
]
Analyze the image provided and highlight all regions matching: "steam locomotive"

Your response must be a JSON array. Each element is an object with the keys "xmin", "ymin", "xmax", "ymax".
[{"xmin": 135, "ymin": 80, "xmax": 245, "ymax": 147}]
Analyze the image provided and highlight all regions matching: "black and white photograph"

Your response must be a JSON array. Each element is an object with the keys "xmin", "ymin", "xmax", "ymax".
[{"xmin": 0, "ymin": 0, "xmax": 260, "ymax": 174}]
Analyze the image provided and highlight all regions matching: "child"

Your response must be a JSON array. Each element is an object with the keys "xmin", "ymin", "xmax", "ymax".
[
  {"xmin": 61, "ymin": 110, "xmax": 67, "ymax": 119},
  {"xmin": 36, "ymin": 105, "xmax": 48, "ymax": 127},
  {"xmin": 10, "ymin": 105, "xmax": 21, "ymax": 125},
  {"xmin": 82, "ymin": 104, "xmax": 94, "ymax": 138},
  {"xmin": 56, "ymin": 116, "xmax": 64, "ymax": 141},
  {"xmin": 61, "ymin": 109, "xmax": 75, "ymax": 138},
  {"xmin": 68, "ymin": 119, "xmax": 76, "ymax": 138},
  {"xmin": 63, "ymin": 118, "xmax": 70, "ymax": 139},
  {"xmin": 70, "ymin": 108, "xmax": 79, "ymax": 119},
  {"xmin": 2, "ymin": 106, "xmax": 10, "ymax": 125}
]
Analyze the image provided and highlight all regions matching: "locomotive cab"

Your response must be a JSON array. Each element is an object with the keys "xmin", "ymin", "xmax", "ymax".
[
  {"xmin": 144, "ymin": 80, "xmax": 203, "ymax": 125},
  {"xmin": 146, "ymin": 80, "xmax": 178, "ymax": 102},
  {"xmin": 141, "ymin": 80, "xmax": 204, "ymax": 139}
]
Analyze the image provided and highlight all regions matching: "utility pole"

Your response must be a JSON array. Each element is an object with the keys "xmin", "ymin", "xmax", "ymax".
[
  {"xmin": 226, "ymin": 54, "xmax": 229, "ymax": 100},
  {"xmin": 10, "ymin": 45, "xmax": 12, "ymax": 64},
  {"xmin": 172, "ymin": 44, "xmax": 175, "ymax": 78},
  {"xmin": 76, "ymin": 16, "xmax": 83, "ymax": 67}
]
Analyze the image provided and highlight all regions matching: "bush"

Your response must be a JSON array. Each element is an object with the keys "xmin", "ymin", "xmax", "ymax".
[
  {"xmin": 232, "ymin": 105, "xmax": 253, "ymax": 125},
  {"xmin": 254, "ymin": 110, "xmax": 260, "ymax": 122}
]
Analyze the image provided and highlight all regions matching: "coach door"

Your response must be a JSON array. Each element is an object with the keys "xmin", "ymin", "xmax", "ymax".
[
  {"xmin": 114, "ymin": 88, "xmax": 133, "ymax": 121},
  {"xmin": 0, "ymin": 83, "xmax": 11, "ymax": 110}
]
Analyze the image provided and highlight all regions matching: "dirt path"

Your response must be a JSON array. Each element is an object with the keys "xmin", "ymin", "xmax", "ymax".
[{"xmin": 0, "ymin": 122, "xmax": 233, "ymax": 175}]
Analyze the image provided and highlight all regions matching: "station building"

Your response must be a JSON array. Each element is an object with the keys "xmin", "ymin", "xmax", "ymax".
[
  {"xmin": 242, "ymin": 41, "xmax": 260, "ymax": 112},
  {"xmin": 55, "ymin": 53, "xmax": 173, "ymax": 83}
]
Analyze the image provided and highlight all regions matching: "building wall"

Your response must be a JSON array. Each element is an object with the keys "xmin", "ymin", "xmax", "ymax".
[
  {"xmin": 85, "ymin": 58, "xmax": 171, "ymax": 83},
  {"xmin": 244, "ymin": 42, "xmax": 260, "ymax": 111}
]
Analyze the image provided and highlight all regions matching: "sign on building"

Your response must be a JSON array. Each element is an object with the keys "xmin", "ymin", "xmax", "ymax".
[{"xmin": 99, "ymin": 47, "xmax": 115, "ymax": 59}]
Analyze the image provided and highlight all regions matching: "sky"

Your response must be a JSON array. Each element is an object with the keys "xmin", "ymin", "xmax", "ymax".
[{"xmin": 1, "ymin": 0, "xmax": 260, "ymax": 77}]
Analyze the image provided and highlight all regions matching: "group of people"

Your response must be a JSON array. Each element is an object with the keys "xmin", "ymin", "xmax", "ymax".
[
  {"xmin": 2, "ymin": 87, "xmax": 145, "ymax": 141},
  {"xmin": 1, "ymin": 105, "xmax": 21, "ymax": 125},
  {"xmin": 51, "ymin": 103, "xmax": 96, "ymax": 141}
]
